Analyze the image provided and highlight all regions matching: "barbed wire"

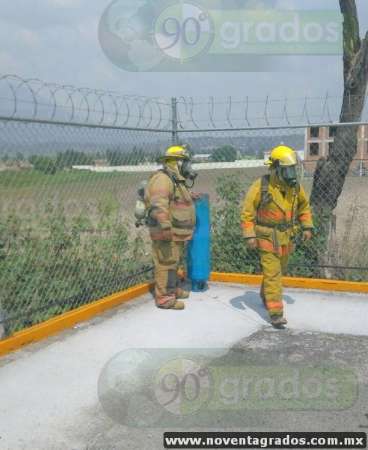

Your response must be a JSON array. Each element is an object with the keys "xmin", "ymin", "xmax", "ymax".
[
  {"xmin": 176, "ymin": 93, "xmax": 368, "ymax": 130},
  {"xmin": 1, "ymin": 74, "xmax": 368, "ymax": 132},
  {"xmin": 0, "ymin": 74, "xmax": 172, "ymax": 130}
]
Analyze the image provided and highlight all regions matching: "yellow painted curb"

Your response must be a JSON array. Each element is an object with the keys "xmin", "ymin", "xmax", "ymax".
[
  {"xmin": 2, "ymin": 272, "xmax": 367, "ymax": 358},
  {"xmin": 0, "ymin": 282, "xmax": 152, "ymax": 358},
  {"xmin": 210, "ymin": 272, "xmax": 368, "ymax": 294}
]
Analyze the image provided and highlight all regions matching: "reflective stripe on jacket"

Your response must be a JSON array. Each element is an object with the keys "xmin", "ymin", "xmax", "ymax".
[{"xmin": 241, "ymin": 173, "xmax": 314, "ymax": 254}]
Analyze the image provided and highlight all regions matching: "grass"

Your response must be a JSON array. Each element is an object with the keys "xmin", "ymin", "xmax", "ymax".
[
  {"xmin": 0, "ymin": 167, "xmax": 365, "ymax": 238},
  {"xmin": 0, "ymin": 167, "xmax": 267, "ymax": 226},
  {"xmin": 0, "ymin": 169, "xmax": 142, "ymax": 194},
  {"xmin": 0, "ymin": 170, "xmax": 148, "ymax": 229}
]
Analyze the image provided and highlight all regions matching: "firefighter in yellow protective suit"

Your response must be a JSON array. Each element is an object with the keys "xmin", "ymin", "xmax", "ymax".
[
  {"xmin": 145, "ymin": 145, "xmax": 197, "ymax": 310},
  {"xmin": 241, "ymin": 146, "xmax": 314, "ymax": 327}
]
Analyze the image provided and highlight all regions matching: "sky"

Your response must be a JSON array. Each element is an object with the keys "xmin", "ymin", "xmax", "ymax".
[{"xmin": 1, "ymin": 0, "xmax": 368, "ymax": 101}]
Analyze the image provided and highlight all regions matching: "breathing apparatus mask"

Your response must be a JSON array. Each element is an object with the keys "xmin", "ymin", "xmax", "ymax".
[
  {"xmin": 267, "ymin": 145, "xmax": 303, "ymax": 189},
  {"xmin": 177, "ymin": 159, "xmax": 198, "ymax": 187},
  {"xmin": 276, "ymin": 164, "xmax": 298, "ymax": 187}
]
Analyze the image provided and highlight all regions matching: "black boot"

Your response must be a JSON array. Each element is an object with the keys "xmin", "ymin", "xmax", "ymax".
[{"xmin": 270, "ymin": 316, "xmax": 287, "ymax": 329}]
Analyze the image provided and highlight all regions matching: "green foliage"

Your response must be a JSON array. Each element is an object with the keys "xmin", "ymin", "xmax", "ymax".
[
  {"xmin": 56, "ymin": 149, "xmax": 94, "ymax": 169},
  {"xmin": 15, "ymin": 152, "xmax": 24, "ymax": 161},
  {"xmin": 0, "ymin": 204, "xmax": 150, "ymax": 335},
  {"xmin": 106, "ymin": 150, "xmax": 125, "ymax": 166},
  {"xmin": 211, "ymin": 145, "xmax": 238, "ymax": 162},
  {"xmin": 148, "ymin": 149, "xmax": 163, "ymax": 163},
  {"xmin": 288, "ymin": 215, "xmax": 328, "ymax": 278},
  {"xmin": 29, "ymin": 155, "xmax": 58, "ymax": 175},
  {"xmin": 212, "ymin": 175, "xmax": 259, "ymax": 273},
  {"xmin": 106, "ymin": 147, "xmax": 149, "ymax": 166},
  {"xmin": 28, "ymin": 150, "xmax": 94, "ymax": 174}
]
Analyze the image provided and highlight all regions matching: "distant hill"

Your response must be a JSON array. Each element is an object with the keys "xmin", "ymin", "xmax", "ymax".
[
  {"xmin": 186, "ymin": 133, "xmax": 305, "ymax": 156},
  {"xmin": 0, "ymin": 125, "xmax": 305, "ymax": 159}
]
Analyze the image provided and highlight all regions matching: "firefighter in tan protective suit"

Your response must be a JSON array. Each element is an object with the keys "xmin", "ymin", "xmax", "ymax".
[
  {"xmin": 241, "ymin": 146, "xmax": 314, "ymax": 328},
  {"xmin": 145, "ymin": 145, "xmax": 197, "ymax": 310}
]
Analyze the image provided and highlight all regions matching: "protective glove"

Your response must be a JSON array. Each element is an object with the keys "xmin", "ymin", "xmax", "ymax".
[
  {"xmin": 191, "ymin": 192, "xmax": 202, "ymax": 200},
  {"xmin": 303, "ymin": 230, "xmax": 313, "ymax": 241},
  {"xmin": 246, "ymin": 238, "xmax": 258, "ymax": 250}
]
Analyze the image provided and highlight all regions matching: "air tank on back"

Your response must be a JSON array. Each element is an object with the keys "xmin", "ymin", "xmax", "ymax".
[{"xmin": 187, "ymin": 194, "xmax": 211, "ymax": 292}]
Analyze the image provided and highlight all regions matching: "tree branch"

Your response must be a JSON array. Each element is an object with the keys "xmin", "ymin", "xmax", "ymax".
[
  {"xmin": 346, "ymin": 31, "xmax": 368, "ymax": 90},
  {"xmin": 340, "ymin": 0, "xmax": 361, "ymax": 81}
]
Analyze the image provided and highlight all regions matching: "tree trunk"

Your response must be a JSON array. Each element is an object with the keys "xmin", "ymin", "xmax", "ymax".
[{"xmin": 310, "ymin": 0, "xmax": 368, "ymax": 278}]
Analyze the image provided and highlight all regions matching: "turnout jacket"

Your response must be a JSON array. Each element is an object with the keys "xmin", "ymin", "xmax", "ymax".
[
  {"xmin": 241, "ymin": 173, "xmax": 314, "ymax": 255},
  {"xmin": 145, "ymin": 167, "xmax": 196, "ymax": 241}
]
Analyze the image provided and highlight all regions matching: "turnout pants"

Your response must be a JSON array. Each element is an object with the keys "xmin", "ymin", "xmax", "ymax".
[
  {"xmin": 259, "ymin": 250, "xmax": 289, "ymax": 319},
  {"xmin": 152, "ymin": 241, "xmax": 184, "ymax": 308}
]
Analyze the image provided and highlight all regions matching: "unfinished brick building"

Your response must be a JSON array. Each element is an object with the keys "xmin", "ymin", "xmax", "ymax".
[{"xmin": 304, "ymin": 125, "xmax": 368, "ymax": 175}]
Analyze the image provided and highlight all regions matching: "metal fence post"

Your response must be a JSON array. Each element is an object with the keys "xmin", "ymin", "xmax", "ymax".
[
  {"xmin": 0, "ymin": 308, "xmax": 5, "ymax": 339},
  {"xmin": 171, "ymin": 97, "xmax": 178, "ymax": 144}
]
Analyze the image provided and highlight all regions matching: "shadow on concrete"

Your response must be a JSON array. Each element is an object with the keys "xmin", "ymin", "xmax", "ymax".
[
  {"xmin": 284, "ymin": 294, "xmax": 296, "ymax": 305},
  {"xmin": 230, "ymin": 291, "xmax": 296, "ymax": 322}
]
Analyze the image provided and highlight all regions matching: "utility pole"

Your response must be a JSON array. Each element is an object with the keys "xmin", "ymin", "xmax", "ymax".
[{"xmin": 171, "ymin": 97, "xmax": 178, "ymax": 145}]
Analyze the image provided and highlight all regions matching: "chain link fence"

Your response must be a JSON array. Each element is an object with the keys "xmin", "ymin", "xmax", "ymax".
[
  {"xmin": 181, "ymin": 125, "xmax": 368, "ymax": 280},
  {"xmin": 1, "ymin": 77, "xmax": 367, "ymax": 338},
  {"xmin": 0, "ymin": 120, "xmax": 173, "ymax": 336}
]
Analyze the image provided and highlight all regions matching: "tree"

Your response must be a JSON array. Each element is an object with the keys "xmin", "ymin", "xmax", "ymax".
[
  {"xmin": 15, "ymin": 152, "xmax": 24, "ymax": 162},
  {"xmin": 106, "ymin": 148, "xmax": 151, "ymax": 166},
  {"xmin": 95, "ymin": 151, "xmax": 105, "ymax": 160},
  {"xmin": 150, "ymin": 149, "xmax": 163, "ymax": 163},
  {"xmin": 56, "ymin": 150, "xmax": 94, "ymax": 169},
  {"xmin": 128, "ymin": 147, "xmax": 147, "ymax": 165},
  {"xmin": 106, "ymin": 150, "xmax": 126, "ymax": 166},
  {"xmin": 311, "ymin": 1, "xmax": 368, "ymax": 212},
  {"xmin": 30, "ymin": 155, "xmax": 58, "ymax": 175},
  {"xmin": 310, "ymin": 0, "xmax": 368, "ymax": 276},
  {"xmin": 212, "ymin": 145, "xmax": 237, "ymax": 162}
]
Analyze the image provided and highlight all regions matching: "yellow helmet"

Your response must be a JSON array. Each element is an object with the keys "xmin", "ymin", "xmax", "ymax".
[
  {"xmin": 163, "ymin": 145, "xmax": 190, "ymax": 160},
  {"xmin": 266, "ymin": 145, "xmax": 297, "ymax": 167}
]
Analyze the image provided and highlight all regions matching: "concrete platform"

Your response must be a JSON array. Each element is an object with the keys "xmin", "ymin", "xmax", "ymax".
[{"xmin": 0, "ymin": 283, "xmax": 367, "ymax": 450}]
